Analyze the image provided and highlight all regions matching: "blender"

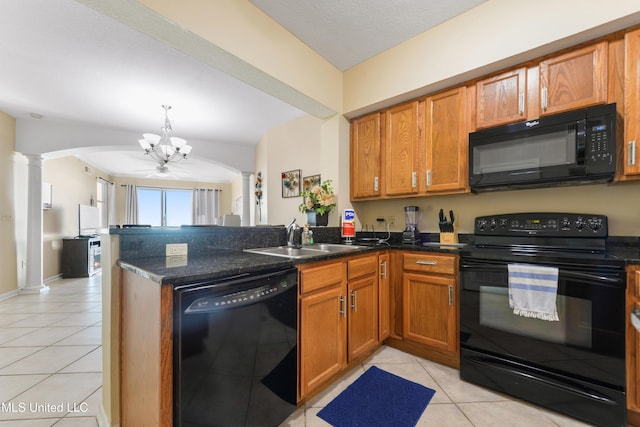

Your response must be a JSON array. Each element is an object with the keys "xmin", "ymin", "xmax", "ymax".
[{"xmin": 402, "ymin": 206, "xmax": 421, "ymax": 245}]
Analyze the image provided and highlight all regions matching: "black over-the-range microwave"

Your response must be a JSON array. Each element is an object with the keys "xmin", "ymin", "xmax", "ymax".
[{"xmin": 468, "ymin": 103, "xmax": 617, "ymax": 192}]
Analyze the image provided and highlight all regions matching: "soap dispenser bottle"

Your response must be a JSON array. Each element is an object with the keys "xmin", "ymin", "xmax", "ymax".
[{"xmin": 302, "ymin": 224, "xmax": 313, "ymax": 245}]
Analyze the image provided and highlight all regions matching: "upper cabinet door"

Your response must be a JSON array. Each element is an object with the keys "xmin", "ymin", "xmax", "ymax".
[
  {"xmin": 384, "ymin": 101, "xmax": 421, "ymax": 196},
  {"xmin": 350, "ymin": 112, "xmax": 382, "ymax": 199},
  {"xmin": 424, "ymin": 86, "xmax": 469, "ymax": 194},
  {"xmin": 624, "ymin": 29, "xmax": 640, "ymax": 177},
  {"xmin": 476, "ymin": 67, "xmax": 527, "ymax": 129},
  {"xmin": 539, "ymin": 41, "xmax": 608, "ymax": 115}
]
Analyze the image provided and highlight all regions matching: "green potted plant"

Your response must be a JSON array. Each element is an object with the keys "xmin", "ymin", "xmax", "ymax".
[{"xmin": 298, "ymin": 179, "xmax": 336, "ymax": 226}]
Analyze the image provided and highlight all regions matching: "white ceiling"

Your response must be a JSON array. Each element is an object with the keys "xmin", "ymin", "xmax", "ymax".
[{"xmin": 0, "ymin": 0, "xmax": 486, "ymax": 182}]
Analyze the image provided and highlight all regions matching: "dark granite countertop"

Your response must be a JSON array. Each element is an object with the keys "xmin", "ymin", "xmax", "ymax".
[
  {"xmin": 118, "ymin": 243, "xmax": 475, "ymax": 286},
  {"xmin": 118, "ymin": 251, "xmax": 295, "ymax": 285},
  {"xmin": 116, "ymin": 231, "xmax": 640, "ymax": 286}
]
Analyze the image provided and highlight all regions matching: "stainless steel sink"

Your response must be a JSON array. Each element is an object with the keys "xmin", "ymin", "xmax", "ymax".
[
  {"xmin": 312, "ymin": 243, "xmax": 366, "ymax": 253},
  {"xmin": 244, "ymin": 243, "xmax": 366, "ymax": 259}
]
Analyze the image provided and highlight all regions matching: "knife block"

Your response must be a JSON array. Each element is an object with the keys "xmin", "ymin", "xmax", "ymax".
[{"xmin": 439, "ymin": 228, "xmax": 458, "ymax": 244}]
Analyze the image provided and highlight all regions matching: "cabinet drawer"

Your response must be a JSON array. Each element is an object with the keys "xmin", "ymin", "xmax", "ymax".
[
  {"xmin": 347, "ymin": 255, "xmax": 378, "ymax": 281},
  {"xmin": 403, "ymin": 252, "xmax": 456, "ymax": 275},
  {"xmin": 300, "ymin": 261, "xmax": 346, "ymax": 294}
]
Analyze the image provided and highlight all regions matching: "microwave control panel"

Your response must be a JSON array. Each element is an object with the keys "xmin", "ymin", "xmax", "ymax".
[
  {"xmin": 587, "ymin": 118, "xmax": 614, "ymax": 166},
  {"xmin": 474, "ymin": 213, "xmax": 608, "ymax": 237}
]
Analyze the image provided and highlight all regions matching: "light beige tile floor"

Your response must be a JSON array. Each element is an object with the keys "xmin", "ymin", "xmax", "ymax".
[
  {"xmin": 283, "ymin": 347, "xmax": 600, "ymax": 427},
  {"xmin": 0, "ymin": 275, "xmax": 101, "ymax": 426},
  {"xmin": 0, "ymin": 274, "xmax": 612, "ymax": 427}
]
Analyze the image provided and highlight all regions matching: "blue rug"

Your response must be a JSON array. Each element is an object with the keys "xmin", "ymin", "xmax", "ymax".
[{"xmin": 317, "ymin": 366, "xmax": 435, "ymax": 427}]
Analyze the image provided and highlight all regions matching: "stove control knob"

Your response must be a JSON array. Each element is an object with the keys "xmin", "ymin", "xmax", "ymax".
[
  {"xmin": 588, "ymin": 220, "xmax": 602, "ymax": 232},
  {"xmin": 489, "ymin": 219, "xmax": 497, "ymax": 230},
  {"xmin": 477, "ymin": 219, "xmax": 488, "ymax": 231},
  {"xmin": 560, "ymin": 218, "xmax": 572, "ymax": 230},
  {"xmin": 574, "ymin": 219, "xmax": 585, "ymax": 231}
]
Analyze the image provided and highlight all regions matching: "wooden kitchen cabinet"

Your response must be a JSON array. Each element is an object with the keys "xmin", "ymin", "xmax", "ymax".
[
  {"xmin": 401, "ymin": 252, "xmax": 459, "ymax": 362},
  {"xmin": 476, "ymin": 67, "xmax": 528, "ymax": 129},
  {"xmin": 378, "ymin": 252, "xmax": 390, "ymax": 341},
  {"xmin": 626, "ymin": 266, "xmax": 640, "ymax": 426},
  {"xmin": 347, "ymin": 255, "xmax": 379, "ymax": 360},
  {"xmin": 539, "ymin": 41, "xmax": 608, "ymax": 115},
  {"xmin": 298, "ymin": 253, "xmax": 381, "ymax": 399},
  {"xmin": 423, "ymin": 86, "xmax": 469, "ymax": 194},
  {"xmin": 384, "ymin": 100, "xmax": 422, "ymax": 196},
  {"xmin": 623, "ymin": 28, "xmax": 640, "ymax": 178},
  {"xmin": 120, "ymin": 269, "xmax": 173, "ymax": 427},
  {"xmin": 350, "ymin": 112, "xmax": 382, "ymax": 199},
  {"xmin": 299, "ymin": 260, "xmax": 347, "ymax": 398}
]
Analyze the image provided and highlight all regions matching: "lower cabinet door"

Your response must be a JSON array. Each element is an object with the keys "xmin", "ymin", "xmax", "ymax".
[
  {"xmin": 300, "ymin": 285, "xmax": 347, "ymax": 397},
  {"xmin": 348, "ymin": 275, "xmax": 378, "ymax": 361},
  {"xmin": 402, "ymin": 272, "xmax": 456, "ymax": 354}
]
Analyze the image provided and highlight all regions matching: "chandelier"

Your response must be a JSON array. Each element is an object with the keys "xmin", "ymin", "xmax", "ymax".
[{"xmin": 138, "ymin": 105, "xmax": 192, "ymax": 172}]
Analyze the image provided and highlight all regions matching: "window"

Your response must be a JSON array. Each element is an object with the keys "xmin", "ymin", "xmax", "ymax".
[{"xmin": 137, "ymin": 187, "xmax": 192, "ymax": 226}]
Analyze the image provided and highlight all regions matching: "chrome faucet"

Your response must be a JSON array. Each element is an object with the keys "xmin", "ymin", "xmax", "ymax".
[{"xmin": 286, "ymin": 218, "xmax": 301, "ymax": 248}]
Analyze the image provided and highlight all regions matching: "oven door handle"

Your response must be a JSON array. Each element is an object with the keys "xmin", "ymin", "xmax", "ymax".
[
  {"xmin": 560, "ymin": 270, "xmax": 622, "ymax": 285},
  {"xmin": 461, "ymin": 262, "xmax": 622, "ymax": 285}
]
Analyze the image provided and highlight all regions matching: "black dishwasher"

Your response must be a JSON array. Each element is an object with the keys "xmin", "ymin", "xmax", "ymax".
[{"xmin": 173, "ymin": 267, "xmax": 298, "ymax": 427}]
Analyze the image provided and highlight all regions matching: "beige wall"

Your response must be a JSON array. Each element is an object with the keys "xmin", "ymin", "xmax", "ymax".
[
  {"xmin": 353, "ymin": 181, "xmax": 640, "ymax": 237},
  {"xmin": 259, "ymin": 114, "xmax": 324, "ymax": 226},
  {"xmin": 0, "ymin": 112, "xmax": 18, "ymax": 296},
  {"xmin": 343, "ymin": 0, "xmax": 640, "ymax": 116},
  {"xmin": 126, "ymin": 0, "xmax": 342, "ymax": 117},
  {"xmin": 42, "ymin": 157, "xmax": 109, "ymax": 281}
]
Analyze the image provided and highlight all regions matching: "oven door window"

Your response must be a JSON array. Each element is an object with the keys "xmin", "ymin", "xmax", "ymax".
[{"xmin": 479, "ymin": 285, "xmax": 591, "ymax": 347}]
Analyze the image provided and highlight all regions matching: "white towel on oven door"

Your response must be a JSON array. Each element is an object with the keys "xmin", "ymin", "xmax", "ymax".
[{"xmin": 508, "ymin": 263, "xmax": 559, "ymax": 321}]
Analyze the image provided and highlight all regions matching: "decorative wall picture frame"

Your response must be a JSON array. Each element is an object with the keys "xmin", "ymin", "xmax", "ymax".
[
  {"xmin": 281, "ymin": 169, "xmax": 301, "ymax": 198},
  {"xmin": 302, "ymin": 174, "xmax": 321, "ymax": 191}
]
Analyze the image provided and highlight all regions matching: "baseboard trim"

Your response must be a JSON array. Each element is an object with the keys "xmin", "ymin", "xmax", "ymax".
[
  {"xmin": 97, "ymin": 404, "xmax": 118, "ymax": 427},
  {"xmin": 0, "ymin": 289, "xmax": 19, "ymax": 301},
  {"xmin": 44, "ymin": 274, "xmax": 62, "ymax": 285}
]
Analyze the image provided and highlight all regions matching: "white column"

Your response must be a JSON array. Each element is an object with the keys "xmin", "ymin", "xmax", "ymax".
[
  {"xmin": 22, "ymin": 154, "xmax": 47, "ymax": 294},
  {"xmin": 241, "ymin": 172, "xmax": 251, "ymax": 226}
]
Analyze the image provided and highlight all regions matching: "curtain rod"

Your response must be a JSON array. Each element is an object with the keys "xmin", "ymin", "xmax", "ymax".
[{"xmin": 120, "ymin": 184, "xmax": 222, "ymax": 191}]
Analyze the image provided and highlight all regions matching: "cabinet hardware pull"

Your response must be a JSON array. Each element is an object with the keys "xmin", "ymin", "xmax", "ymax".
[
  {"xmin": 380, "ymin": 261, "xmax": 387, "ymax": 279},
  {"xmin": 411, "ymin": 171, "xmax": 417, "ymax": 188},
  {"xmin": 374, "ymin": 176, "xmax": 379, "ymax": 192},
  {"xmin": 541, "ymin": 87, "xmax": 548, "ymax": 110},
  {"xmin": 416, "ymin": 260, "xmax": 437, "ymax": 266},
  {"xmin": 339, "ymin": 295, "xmax": 345, "ymax": 317},
  {"xmin": 426, "ymin": 170, "xmax": 432, "ymax": 186},
  {"xmin": 629, "ymin": 141, "xmax": 636, "ymax": 166},
  {"xmin": 351, "ymin": 290, "xmax": 357, "ymax": 311},
  {"xmin": 518, "ymin": 93, "xmax": 525, "ymax": 114},
  {"xmin": 448, "ymin": 285, "xmax": 454, "ymax": 306}
]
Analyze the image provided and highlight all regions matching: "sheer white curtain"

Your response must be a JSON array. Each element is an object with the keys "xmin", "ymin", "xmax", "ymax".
[
  {"xmin": 124, "ymin": 184, "xmax": 138, "ymax": 225},
  {"xmin": 192, "ymin": 188, "xmax": 220, "ymax": 225}
]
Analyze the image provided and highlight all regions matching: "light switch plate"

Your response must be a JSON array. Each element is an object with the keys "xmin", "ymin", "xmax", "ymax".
[{"xmin": 166, "ymin": 243, "xmax": 188, "ymax": 256}]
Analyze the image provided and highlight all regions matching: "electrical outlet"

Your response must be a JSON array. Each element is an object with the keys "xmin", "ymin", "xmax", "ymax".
[
  {"xmin": 387, "ymin": 216, "xmax": 395, "ymax": 226},
  {"xmin": 1, "ymin": 213, "xmax": 13, "ymax": 222},
  {"xmin": 166, "ymin": 243, "xmax": 188, "ymax": 256},
  {"xmin": 166, "ymin": 255, "xmax": 188, "ymax": 268}
]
